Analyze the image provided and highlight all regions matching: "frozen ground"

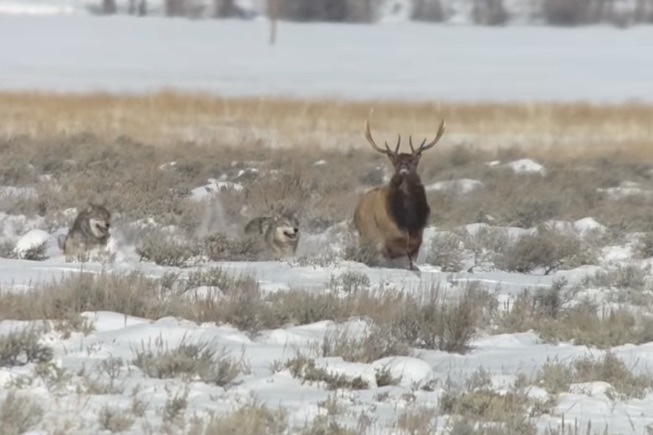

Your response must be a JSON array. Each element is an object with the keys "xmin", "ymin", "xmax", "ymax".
[
  {"xmin": 1, "ymin": 15, "xmax": 653, "ymax": 103},
  {"xmin": 3, "ymin": 176, "xmax": 653, "ymax": 433}
]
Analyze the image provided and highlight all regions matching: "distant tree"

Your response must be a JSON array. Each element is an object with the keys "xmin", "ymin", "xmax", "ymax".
[
  {"xmin": 277, "ymin": 0, "xmax": 376, "ymax": 22},
  {"xmin": 411, "ymin": 0, "xmax": 445, "ymax": 22},
  {"xmin": 472, "ymin": 0, "xmax": 508, "ymax": 25},
  {"xmin": 102, "ymin": 0, "xmax": 117, "ymax": 14},
  {"xmin": 138, "ymin": 0, "xmax": 147, "ymax": 16},
  {"xmin": 635, "ymin": 0, "xmax": 653, "ymax": 22},
  {"xmin": 165, "ymin": 0, "xmax": 205, "ymax": 17},
  {"xmin": 214, "ymin": 0, "xmax": 252, "ymax": 18},
  {"xmin": 542, "ymin": 0, "xmax": 603, "ymax": 25}
]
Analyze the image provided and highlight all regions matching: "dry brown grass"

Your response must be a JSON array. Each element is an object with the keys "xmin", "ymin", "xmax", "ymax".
[
  {"xmin": 497, "ymin": 279, "xmax": 653, "ymax": 348},
  {"xmin": 2, "ymin": 92, "xmax": 653, "ymax": 240},
  {"xmin": 0, "ymin": 269, "xmax": 493, "ymax": 354},
  {"xmin": 2, "ymin": 91, "xmax": 653, "ymax": 159},
  {"xmin": 531, "ymin": 351, "xmax": 653, "ymax": 400}
]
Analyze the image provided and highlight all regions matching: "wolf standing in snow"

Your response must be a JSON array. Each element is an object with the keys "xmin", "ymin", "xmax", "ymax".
[
  {"xmin": 244, "ymin": 212, "xmax": 300, "ymax": 258},
  {"xmin": 58, "ymin": 203, "xmax": 112, "ymax": 261}
]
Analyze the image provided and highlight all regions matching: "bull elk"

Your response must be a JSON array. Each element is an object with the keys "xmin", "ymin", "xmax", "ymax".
[{"xmin": 353, "ymin": 117, "xmax": 446, "ymax": 270}]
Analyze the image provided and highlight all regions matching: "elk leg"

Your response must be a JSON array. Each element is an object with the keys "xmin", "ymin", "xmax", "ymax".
[
  {"xmin": 406, "ymin": 234, "xmax": 418, "ymax": 270},
  {"xmin": 407, "ymin": 255, "xmax": 418, "ymax": 270}
]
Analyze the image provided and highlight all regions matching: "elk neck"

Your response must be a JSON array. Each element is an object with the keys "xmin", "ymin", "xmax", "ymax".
[{"xmin": 387, "ymin": 173, "xmax": 430, "ymax": 236}]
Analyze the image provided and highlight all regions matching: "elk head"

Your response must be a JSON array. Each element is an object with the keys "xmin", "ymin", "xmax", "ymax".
[{"xmin": 364, "ymin": 118, "xmax": 446, "ymax": 181}]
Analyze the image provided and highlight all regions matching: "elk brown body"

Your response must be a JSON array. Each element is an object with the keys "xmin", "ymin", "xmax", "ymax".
[{"xmin": 353, "ymin": 118, "xmax": 446, "ymax": 270}]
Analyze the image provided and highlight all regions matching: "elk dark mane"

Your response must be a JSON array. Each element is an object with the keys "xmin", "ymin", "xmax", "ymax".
[{"xmin": 387, "ymin": 176, "xmax": 430, "ymax": 237}]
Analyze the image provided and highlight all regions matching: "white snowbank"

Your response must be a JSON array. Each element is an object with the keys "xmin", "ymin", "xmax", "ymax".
[{"xmin": 13, "ymin": 229, "xmax": 51, "ymax": 259}]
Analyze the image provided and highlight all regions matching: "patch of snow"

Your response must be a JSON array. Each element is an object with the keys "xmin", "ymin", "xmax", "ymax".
[
  {"xmin": 371, "ymin": 356, "xmax": 434, "ymax": 387},
  {"xmin": 598, "ymin": 181, "xmax": 651, "ymax": 199},
  {"xmin": 542, "ymin": 217, "xmax": 606, "ymax": 237},
  {"xmin": 0, "ymin": 213, "xmax": 45, "ymax": 241},
  {"xmin": 0, "ymin": 185, "xmax": 38, "ymax": 199},
  {"xmin": 568, "ymin": 381, "xmax": 615, "ymax": 397},
  {"xmin": 158, "ymin": 161, "xmax": 177, "ymax": 170},
  {"xmin": 425, "ymin": 178, "xmax": 483, "ymax": 194},
  {"xmin": 504, "ymin": 158, "xmax": 546, "ymax": 175},
  {"xmin": 13, "ymin": 229, "xmax": 52, "ymax": 259},
  {"xmin": 190, "ymin": 179, "xmax": 244, "ymax": 201},
  {"xmin": 573, "ymin": 217, "xmax": 607, "ymax": 236}
]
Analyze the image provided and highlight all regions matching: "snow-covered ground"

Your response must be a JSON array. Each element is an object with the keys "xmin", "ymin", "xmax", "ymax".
[
  {"xmin": 3, "ymin": 164, "xmax": 653, "ymax": 433},
  {"xmin": 1, "ymin": 15, "xmax": 653, "ymax": 103},
  {"xmin": 2, "ymin": 6, "xmax": 653, "ymax": 431}
]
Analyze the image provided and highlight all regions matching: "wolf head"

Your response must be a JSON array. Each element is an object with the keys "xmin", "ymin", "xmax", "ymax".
[
  {"xmin": 85, "ymin": 203, "xmax": 112, "ymax": 239},
  {"xmin": 273, "ymin": 213, "xmax": 299, "ymax": 243}
]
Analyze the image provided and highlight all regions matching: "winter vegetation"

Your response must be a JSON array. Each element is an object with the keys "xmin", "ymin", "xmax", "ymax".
[
  {"xmin": 1, "ymin": 4, "xmax": 653, "ymax": 431},
  {"xmin": 1, "ymin": 91, "xmax": 653, "ymax": 433}
]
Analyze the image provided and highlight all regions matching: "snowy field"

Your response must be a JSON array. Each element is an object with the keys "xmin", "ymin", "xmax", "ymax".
[
  {"xmin": 2, "ymin": 6, "xmax": 653, "ymax": 434},
  {"xmin": 2, "ymin": 15, "xmax": 653, "ymax": 103},
  {"xmin": 2, "ymin": 144, "xmax": 653, "ymax": 433}
]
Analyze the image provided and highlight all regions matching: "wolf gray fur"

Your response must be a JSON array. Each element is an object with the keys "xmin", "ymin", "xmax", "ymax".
[
  {"xmin": 57, "ymin": 203, "xmax": 112, "ymax": 260},
  {"xmin": 243, "ymin": 213, "xmax": 300, "ymax": 258}
]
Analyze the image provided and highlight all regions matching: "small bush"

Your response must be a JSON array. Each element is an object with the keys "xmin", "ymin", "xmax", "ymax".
[
  {"xmin": 440, "ymin": 387, "xmax": 538, "ymax": 435},
  {"xmin": 395, "ymin": 407, "xmax": 439, "ymax": 434},
  {"xmin": 499, "ymin": 285, "xmax": 653, "ymax": 348},
  {"xmin": 201, "ymin": 233, "xmax": 263, "ymax": 261},
  {"xmin": 343, "ymin": 241, "xmax": 383, "ymax": 267},
  {"xmin": 132, "ymin": 336, "xmax": 248, "ymax": 386},
  {"xmin": 635, "ymin": 232, "xmax": 653, "ymax": 258},
  {"xmin": 497, "ymin": 228, "xmax": 593, "ymax": 274},
  {"xmin": 0, "ymin": 392, "xmax": 44, "ymax": 435},
  {"xmin": 97, "ymin": 405, "xmax": 135, "ymax": 433},
  {"xmin": 393, "ymin": 285, "xmax": 490, "ymax": 353},
  {"xmin": 136, "ymin": 235, "xmax": 200, "ymax": 268},
  {"xmin": 0, "ymin": 328, "xmax": 53, "ymax": 367},
  {"xmin": 329, "ymin": 271, "xmax": 371, "ymax": 294},
  {"xmin": 320, "ymin": 323, "xmax": 411, "ymax": 363},
  {"xmin": 427, "ymin": 232, "xmax": 465, "ymax": 272},
  {"xmin": 191, "ymin": 403, "xmax": 288, "ymax": 435},
  {"xmin": 283, "ymin": 354, "xmax": 370, "ymax": 390},
  {"xmin": 464, "ymin": 226, "xmax": 510, "ymax": 272},
  {"xmin": 163, "ymin": 389, "xmax": 189, "ymax": 424},
  {"xmin": 535, "ymin": 352, "xmax": 653, "ymax": 399},
  {"xmin": 15, "ymin": 241, "xmax": 48, "ymax": 261}
]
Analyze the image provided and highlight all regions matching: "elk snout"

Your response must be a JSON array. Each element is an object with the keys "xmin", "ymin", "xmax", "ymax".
[{"xmin": 398, "ymin": 162, "xmax": 410, "ymax": 175}]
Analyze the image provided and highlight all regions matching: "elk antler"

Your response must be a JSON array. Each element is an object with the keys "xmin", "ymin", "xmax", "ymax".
[
  {"xmin": 364, "ymin": 120, "xmax": 401, "ymax": 156},
  {"xmin": 408, "ymin": 119, "xmax": 446, "ymax": 155}
]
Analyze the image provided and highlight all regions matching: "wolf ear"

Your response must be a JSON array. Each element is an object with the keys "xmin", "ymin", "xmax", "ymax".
[{"xmin": 259, "ymin": 219, "xmax": 273, "ymax": 234}]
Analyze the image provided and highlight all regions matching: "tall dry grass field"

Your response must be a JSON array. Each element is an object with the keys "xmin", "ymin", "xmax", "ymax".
[{"xmin": 1, "ymin": 91, "xmax": 653, "ymax": 160}]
